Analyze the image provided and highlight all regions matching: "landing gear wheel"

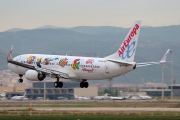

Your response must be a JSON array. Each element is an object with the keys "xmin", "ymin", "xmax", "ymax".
[
  {"xmin": 18, "ymin": 79, "xmax": 23, "ymax": 83},
  {"xmin": 54, "ymin": 77, "xmax": 63, "ymax": 88},
  {"xmin": 54, "ymin": 82, "xmax": 58, "ymax": 88},
  {"xmin": 58, "ymin": 82, "xmax": 63, "ymax": 88},
  {"xmin": 80, "ymin": 82, "xmax": 84, "ymax": 88},
  {"xmin": 80, "ymin": 81, "xmax": 89, "ymax": 88},
  {"xmin": 18, "ymin": 74, "xmax": 23, "ymax": 83},
  {"xmin": 84, "ymin": 82, "xmax": 89, "ymax": 88}
]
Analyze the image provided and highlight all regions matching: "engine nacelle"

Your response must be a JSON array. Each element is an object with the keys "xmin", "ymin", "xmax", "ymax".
[{"xmin": 25, "ymin": 70, "xmax": 45, "ymax": 81}]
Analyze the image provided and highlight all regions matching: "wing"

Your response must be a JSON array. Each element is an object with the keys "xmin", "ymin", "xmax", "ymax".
[
  {"xmin": 107, "ymin": 59, "xmax": 136, "ymax": 66},
  {"xmin": 7, "ymin": 59, "xmax": 69, "ymax": 79}
]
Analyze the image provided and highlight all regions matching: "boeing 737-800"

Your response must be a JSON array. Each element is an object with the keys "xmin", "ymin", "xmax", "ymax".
[{"xmin": 7, "ymin": 20, "xmax": 168, "ymax": 88}]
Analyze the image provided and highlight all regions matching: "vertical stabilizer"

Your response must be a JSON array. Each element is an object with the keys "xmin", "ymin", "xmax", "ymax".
[
  {"xmin": 160, "ymin": 49, "xmax": 170, "ymax": 64},
  {"xmin": 1, "ymin": 90, "xmax": 7, "ymax": 97},
  {"xmin": 105, "ymin": 20, "xmax": 142, "ymax": 62},
  {"xmin": 23, "ymin": 92, "xmax": 26, "ymax": 97},
  {"xmin": 7, "ymin": 45, "xmax": 13, "ymax": 60}
]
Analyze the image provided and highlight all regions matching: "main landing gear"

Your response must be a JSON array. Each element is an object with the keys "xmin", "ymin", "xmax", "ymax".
[
  {"xmin": 54, "ymin": 77, "xmax": 63, "ymax": 88},
  {"xmin": 80, "ymin": 80, "xmax": 89, "ymax": 88},
  {"xmin": 18, "ymin": 74, "xmax": 23, "ymax": 83}
]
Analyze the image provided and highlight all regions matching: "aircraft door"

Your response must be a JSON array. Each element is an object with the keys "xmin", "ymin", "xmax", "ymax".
[{"xmin": 54, "ymin": 58, "xmax": 59, "ymax": 69}]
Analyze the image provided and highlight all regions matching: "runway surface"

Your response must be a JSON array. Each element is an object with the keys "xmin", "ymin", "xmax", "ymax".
[{"xmin": 1, "ymin": 107, "xmax": 180, "ymax": 111}]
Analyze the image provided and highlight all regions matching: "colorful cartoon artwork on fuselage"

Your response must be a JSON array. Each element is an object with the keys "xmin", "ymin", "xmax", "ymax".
[
  {"xmin": 72, "ymin": 59, "xmax": 80, "ymax": 70},
  {"xmin": 86, "ymin": 59, "xmax": 94, "ymax": 64},
  {"xmin": 42, "ymin": 57, "xmax": 59, "ymax": 65},
  {"xmin": 59, "ymin": 58, "xmax": 68, "ymax": 67},
  {"xmin": 82, "ymin": 59, "xmax": 95, "ymax": 73},
  {"xmin": 36, "ymin": 58, "xmax": 42, "ymax": 68},
  {"xmin": 27, "ymin": 55, "xmax": 36, "ymax": 64}
]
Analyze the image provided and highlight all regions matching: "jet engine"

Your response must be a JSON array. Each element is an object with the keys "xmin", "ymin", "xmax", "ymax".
[{"xmin": 25, "ymin": 70, "xmax": 46, "ymax": 81}]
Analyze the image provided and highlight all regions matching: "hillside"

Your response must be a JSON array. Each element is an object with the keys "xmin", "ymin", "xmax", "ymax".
[{"xmin": 0, "ymin": 25, "xmax": 180, "ymax": 84}]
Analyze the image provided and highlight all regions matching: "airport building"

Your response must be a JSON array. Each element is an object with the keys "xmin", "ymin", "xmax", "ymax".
[
  {"xmin": 2, "ymin": 81, "xmax": 180, "ymax": 99},
  {"xmin": 98, "ymin": 84, "xmax": 180, "ymax": 97},
  {"xmin": 139, "ymin": 89, "xmax": 171, "ymax": 96},
  {"xmin": 25, "ymin": 82, "xmax": 98, "ymax": 100},
  {"xmin": 25, "ymin": 82, "xmax": 78, "ymax": 100},
  {"xmin": 140, "ymin": 84, "xmax": 180, "ymax": 96},
  {"xmin": 169, "ymin": 84, "xmax": 180, "ymax": 96}
]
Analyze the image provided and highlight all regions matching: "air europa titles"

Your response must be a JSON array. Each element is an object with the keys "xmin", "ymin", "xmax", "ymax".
[
  {"xmin": 118, "ymin": 24, "xmax": 139, "ymax": 57},
  {"xmin": 82, "ymin": 59, "xmax": 95, "ymax": 73}
]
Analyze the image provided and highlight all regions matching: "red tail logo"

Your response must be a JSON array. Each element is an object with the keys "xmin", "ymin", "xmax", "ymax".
[{"xmin": 118, "ymin": 24, "xmax": 139, "ymax": 57}]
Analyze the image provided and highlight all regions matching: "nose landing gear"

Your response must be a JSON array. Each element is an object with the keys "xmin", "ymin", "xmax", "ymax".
[{"xmin": 18, "ymin": 74, "xmax": 23, "ymax": 83}]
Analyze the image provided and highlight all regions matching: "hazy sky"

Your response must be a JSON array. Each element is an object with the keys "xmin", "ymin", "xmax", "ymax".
[{"xmin": 0, "ymin": 0, "xmax": 180, "ymax": 31}]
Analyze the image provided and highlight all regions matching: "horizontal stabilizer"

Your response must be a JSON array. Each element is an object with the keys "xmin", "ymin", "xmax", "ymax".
[{"xmin": 107, "ymin": 59, "xmax": 136, "ymax": 66}]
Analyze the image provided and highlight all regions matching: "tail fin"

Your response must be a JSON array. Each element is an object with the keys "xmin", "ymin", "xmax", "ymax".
[
  {"xmin": 74, "ymin": 94, "xmax": 78, "ymax": 99},
  {"xmin": 105, "ymin": 20, "xmax": 142, "ymax": 62},
  {"xmin": 23, "ymin": 92, "xmax": 26, "ymax": 97},
  {"xmin": 160, "ymin": 49, "xmax": 170, "ymax": 64},
  {"xmin": 7, "ymin": 45, "xmax": 13, "ymax": 60}
]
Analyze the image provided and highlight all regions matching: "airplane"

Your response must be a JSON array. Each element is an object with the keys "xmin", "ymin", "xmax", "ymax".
[
  {"xmin": 131, "ymin": 96, "xmax": 140, "ymax": 100},
  {"xmin": 58, "ymin": 96, "xmax": 68, "ymax": 100},
  {"xmin": 93, "ymin": 93, "xmax": 110, "ymax": 100},
  {"xmin": 138, "ymin": 93, "xmax": 152, "ymax": 100},
  {"xmin": 10, "ymin": 92, "xmax": 28, "ymax": 101},
  {"xmin": 36, "ymin": 97, "xmax": 43, "ymax": 100},
  {"xmin": 74, "ymin": 94, "xmax": 91, "ymax": 100},
  {"xmin": 0, "ymin": 90, "xmax": 7, "ymax": 100},
  {"xmin": 110, "ymin": 96, "xmax": 126, "ymax": 100},
  {"xmin": 7, "ymin": 20, "xmax": 167, "ymax": 88}
]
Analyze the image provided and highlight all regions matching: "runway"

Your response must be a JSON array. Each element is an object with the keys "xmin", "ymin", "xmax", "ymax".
[{"xmin": 1, "ymin": 107, "xmax": 180, "ymax": 111}]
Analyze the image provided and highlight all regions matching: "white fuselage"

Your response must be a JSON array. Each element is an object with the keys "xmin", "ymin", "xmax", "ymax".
[
  {"xmin": 11, "ymin": 96, "xmax": 28, "ymax": 100},
  {"xmin": 8, "ymin": 54, "xmax": 135, "ymax": 82},
  {"xmin": 139, "ymin": 95, "xmax": 152, "ymax": 100}
]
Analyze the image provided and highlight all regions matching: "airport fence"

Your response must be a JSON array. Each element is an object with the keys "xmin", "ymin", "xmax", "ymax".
[{"xmin": 0, "ymin": 110, "xmax": 180, "ymax": 117}]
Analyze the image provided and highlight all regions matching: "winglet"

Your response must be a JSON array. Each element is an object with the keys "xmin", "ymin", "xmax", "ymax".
[
  {"xmin": 23, "ymin": 92, "xmax": 26, "ymax": 97},
  {"xmin": 7, "ymin": 45, "xmax": 13, "ymax": 61},
  {"xmin": 160, "ymin": 49, "xmax": 170, "ymax": 64}
]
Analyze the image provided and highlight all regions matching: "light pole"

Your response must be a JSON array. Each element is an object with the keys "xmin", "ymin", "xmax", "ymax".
[
  {"xmin": 44, "ymin": 81, "xmax": 46, "ymax": 100},
  {"xmin": 160, "ymin": 49, "xmax": 170, "ymax": 100},
  {"xmin": 169, "ymin": 50, "xmax": 174, "ymax": 99},
  {"xmin": 161, "ymin": 63, "xmax": 165, "ymax": 99}
]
